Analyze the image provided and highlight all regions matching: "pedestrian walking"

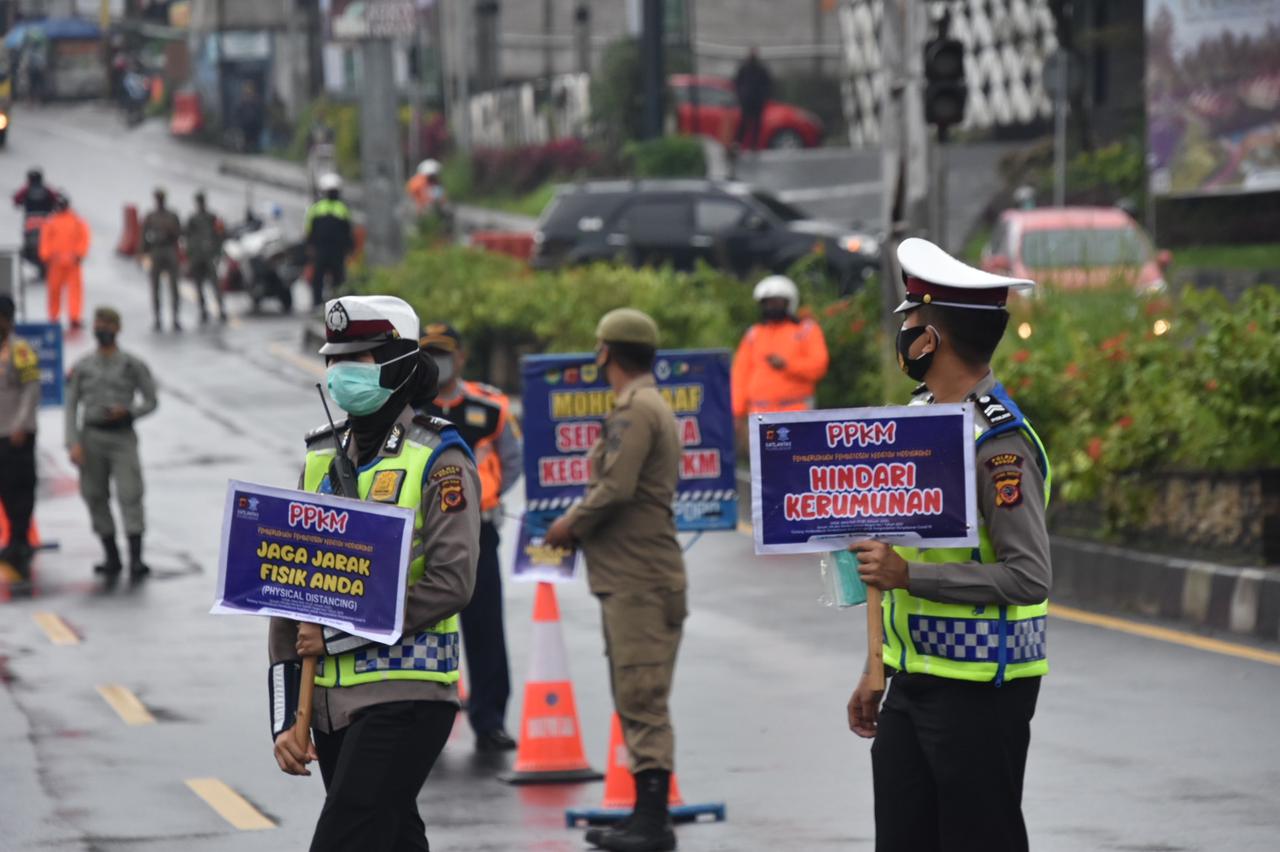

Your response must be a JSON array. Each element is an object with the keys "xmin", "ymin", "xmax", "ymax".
[
  {"xmin": 64, "ymin": 307, "xmax": 158, "ymax": 579},
  {"xmin": 269, "ymin": 295, "xmax": 479, "ymax": 852},
  {"xmin": 415, "ymin": 322, "xmax": 521, "ymax": 752},
  {"xmin": 731, "ymin": 275, "xmax": 829, "ymax": 443},
  {"xmin": 38, "ymin": 195, "xmax": 91, "ymax": 330},
  {"xmin": 545, "ymin": 309, "xmax": 685, "ymax": 852},
  {"xmin": 184, "ymin": 191, "xmax": 226, "ymax": 323},
  {"xmin": 732, "ymin": 47, "xmax": 773, "ymax": 151},
  {"xmin": 846, "ymin": 238, "xmax": 1051, "ymax": 852},
  {"xmin": 305, "ymin": 174, "xmax": 355, "ymax": 308},
  {"xmin": 141, "ymin": 189, "xmax": 184, "ymax": 331},
  {"xmin": 0, "ymin": 295, "xmax": 40, "ymax": 579}
]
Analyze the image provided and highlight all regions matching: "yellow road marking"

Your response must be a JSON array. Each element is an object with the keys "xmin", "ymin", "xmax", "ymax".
[
  {"xmin": 1051, "ymin": 603, "xmax": 1280, "ymax": 667},
  {"xmin": 33, "ymin": 612, "xmax": 80, "ymax": 646},
  {"xmin": 185, "ymin": 778, "xmax": 275, "ymax": 831},
  {"xmin": 267, "ymin": 341, "xmax": 325, "ymax": 378},
  {"xmin": 96, "ymin": 684, "xmax": 156, "ymax": 726}
]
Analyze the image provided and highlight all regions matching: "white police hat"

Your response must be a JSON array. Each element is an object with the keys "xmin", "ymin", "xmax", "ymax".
[
  {"xmin": 895, "ymin": 237, "xmax": 1035, "ymax": 313},
  {"xmin": 319, "ymin": 296, "xmax": 420, "ymax": 355}
]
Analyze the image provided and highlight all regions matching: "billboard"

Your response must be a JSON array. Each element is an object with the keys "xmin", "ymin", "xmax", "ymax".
[{"xmin": 1147, "ymin": 1, "xmax": 1280, "ymax": 197}]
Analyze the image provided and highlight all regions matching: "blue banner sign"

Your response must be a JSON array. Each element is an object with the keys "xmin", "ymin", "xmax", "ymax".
[
  {"xmin": 211, "ymin": 480, "xmax": 415, "ymax": 644},
  {"xmin": 521, "ymin": 349, "xmax": 737, "ymax": 532},
  {"xmin": 15, "ymin": 322, "xmax": 63, "ymax": 406},
  {"xmin": 749, "ymin": 404, "xmax": 978, "ymax": 555}
]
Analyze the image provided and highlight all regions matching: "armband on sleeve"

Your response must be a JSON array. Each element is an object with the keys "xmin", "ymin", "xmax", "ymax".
[{"xmin": 269, "ymin": 661, "xmax": 301, "ymax": 739}]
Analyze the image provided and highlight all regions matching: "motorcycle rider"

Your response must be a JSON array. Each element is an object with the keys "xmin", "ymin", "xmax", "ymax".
[{"xmin": 12, "ymin": 169, "xmax": 60, "ymax": 216}]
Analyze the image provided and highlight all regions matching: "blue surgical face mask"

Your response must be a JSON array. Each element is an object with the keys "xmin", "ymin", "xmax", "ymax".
[{"xmin": 326, "ymin": 350, "xmax": 415, "ymax": 416}]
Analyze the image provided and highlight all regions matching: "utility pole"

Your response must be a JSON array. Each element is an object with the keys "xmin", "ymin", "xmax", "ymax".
[
  {"xmin": 574, "ymin": 3, "xmax": 591, "ymax": 74},
  {"xmin": 542, "ymin": 0, "xmax": 554, "ymax": 79},
  {"xmin": 640, "ymin": 0, "xmax": 664, "ymax": 140},
  {"xmin": 360, "ymin": 39, "xmax": 404, "ymax": 266}
]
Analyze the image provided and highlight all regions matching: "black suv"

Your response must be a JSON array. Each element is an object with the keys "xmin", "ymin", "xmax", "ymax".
[{"xmin": 531, "ymin": 180, "xmax": 879, "ymax": 291}]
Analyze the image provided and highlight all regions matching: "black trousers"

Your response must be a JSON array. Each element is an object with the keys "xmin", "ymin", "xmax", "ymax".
[
  {"xmin": 460, "ymin": 520, "xmax": 511, "ymax": 734},
  {"xmin": 735, "ymin": 104, "xmax": 765, "ymax": 149},
  {"xmin": 311, "ymin": 700, "xmax": 456, "ymax": 852},
  {"xmin": 311, "ymin": 258, "xmax": 346, "ymax": 307},
  {"xmin": 0, "ymin": 436, "xmax": 36, "ymax": 550},
  {"xmin": 872, "ymin": 673, "xmax": 1040, "ymax": 852}
]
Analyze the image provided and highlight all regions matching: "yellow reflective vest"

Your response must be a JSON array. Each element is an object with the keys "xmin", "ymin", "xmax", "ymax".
[
  {"xmin": 883, "ymin": 384, "xmax": 1051, "ymax": 685},
  {"xmin": 302, "ymin": 429, "xmax": 464, "ymax": 688}
]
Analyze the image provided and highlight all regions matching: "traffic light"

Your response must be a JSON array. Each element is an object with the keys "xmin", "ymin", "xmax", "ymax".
[{"xmin": 924, "ymin": 20, "xmax": 967, "ymax": 132}]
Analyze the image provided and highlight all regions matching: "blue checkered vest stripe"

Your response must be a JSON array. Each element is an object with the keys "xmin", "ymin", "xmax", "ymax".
[
  {"xmin": 353, "ymin": 630, "xmax": 461, "ymax": 676},
  {"xmin": 908, "ymin": 615, "xmax": 1047, "ymax": 664}
]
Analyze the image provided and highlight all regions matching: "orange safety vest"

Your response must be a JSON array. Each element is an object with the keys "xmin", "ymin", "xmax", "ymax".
[
  {"xmin": 431, "ymin": 379, "xmax": 512, "ymax": 512},
  {"xmin": 731, "ymin": 317, "xmax": 830, "ymax": 417},
  {"xmin": 39, "ymin": 209, "xmax": 91, "ymax": 267}
]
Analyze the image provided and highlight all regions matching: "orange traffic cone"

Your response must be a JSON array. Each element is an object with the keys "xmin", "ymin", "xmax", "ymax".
[
  {"xmin": 0, "ymin": 504, "xmax": 41, "ymax": 549},
  {"xmin": 500, "ymin": 582, "xmax": 602, "ymax": 784},
  {"xmin": 116, "ymin": 205, "xmax": 140, "ymax": 257},
  {"xmin": 566, "ymin": 713, "xmax": 726, "ymax": 826}
]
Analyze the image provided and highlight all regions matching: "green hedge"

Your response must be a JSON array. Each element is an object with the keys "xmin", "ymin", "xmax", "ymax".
[{"xmin": 362, "ymin": 243, "xmax": 1278, "ymax": 522}]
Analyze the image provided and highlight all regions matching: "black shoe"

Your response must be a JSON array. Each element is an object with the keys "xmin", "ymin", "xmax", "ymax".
[
  {"xmin": 127, "ymin": 534, "xmax": 149, "ymax": 578},
  {"xmin": 475, "ymin": 729, "xmax": 518, "ymax": 752},
  {"xmin": 172, "ymin": 319, "xmax": 183, "ymax": 332},
  {"xmin": 95, "ymin": 535, "xmax": 123, "ymax": 576},
  {"xmin": 94, "ymin": 559, "xmax": 123, "ymax": 576},
  {"xmin": 591, "ymin": 771, "xmax": 676, "ymax": 852},
  {"xmin": 586, "ymin": 817, "xmax": 632, "ymax": 849},
  {"xmin": 2, "ymin": 543, "xmax": 33, "ymax": 580}
]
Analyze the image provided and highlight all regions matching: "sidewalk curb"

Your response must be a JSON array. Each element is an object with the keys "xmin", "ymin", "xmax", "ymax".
[{"xmin": 733, "ymin": 469, "xmax": 1280, "ymax": 643}]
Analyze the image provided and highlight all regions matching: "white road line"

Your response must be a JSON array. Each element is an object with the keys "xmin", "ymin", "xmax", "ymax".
[{"xmin": 776, "ymin": 181, "xmax": 883, "ymax": 204}]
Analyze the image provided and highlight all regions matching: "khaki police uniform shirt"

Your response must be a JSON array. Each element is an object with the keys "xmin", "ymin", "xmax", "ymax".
[
  {"xmin": 268, "ymin": 407, "xmax": 481, "ymax": 734},
  {"xmin": 64, "ymin": 349, "xmax": 158, "ymax": 447},
  {"xmin": 567, "ymin": 374, "xmax": 686, "ymax": 595},
  {"xmin": 905, "ymin": 372, "xmax": 1052, "ymax": 607},
  {"xmin": 0, "ymin": 333, "xmax": 41, "ymax": 435}
]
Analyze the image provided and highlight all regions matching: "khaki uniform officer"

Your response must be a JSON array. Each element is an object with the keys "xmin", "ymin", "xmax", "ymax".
[
  {"xmin": 847, "ymin": 238, "xmax": 1052, "ymax": 852},
  {"xmin": 547, "ymin": 308, "xmax": 685, "ymax": 852},
  {"xmin": 65, "ymin": 307, "xmax": 158, "ymax": 578},
  {"xmin": 268, "ymin": 295, "xmax": 480, "ymax": 852}
]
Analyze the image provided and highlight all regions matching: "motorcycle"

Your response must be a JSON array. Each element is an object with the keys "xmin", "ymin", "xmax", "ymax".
[
  {"xmin": 21, "ymin": 213, "xmax": 47, "ymax": 279},
  {"xmin": 122, "ymin": 70, "xmax": 149, "ymax": 127},
  {"xmin": 218, "ymin": 210, "xmax": 301, "ymax": 313}
]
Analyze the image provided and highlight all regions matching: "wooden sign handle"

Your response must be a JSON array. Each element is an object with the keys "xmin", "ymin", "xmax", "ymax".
[
  {"xmin": 293, "ymin": 656, "xmax": 317, "ymax": 751},
  {"xmin": 866, "ymin": 587, "xmax": 885, "ymax": 691}
]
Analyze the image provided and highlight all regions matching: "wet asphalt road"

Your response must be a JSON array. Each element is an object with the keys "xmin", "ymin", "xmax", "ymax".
[{"xmin": 1, "ymin": 105, "xmax": 1279, "ymax": 852}]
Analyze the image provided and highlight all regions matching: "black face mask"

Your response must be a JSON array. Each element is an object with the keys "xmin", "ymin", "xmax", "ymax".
[
  {"xmin": 95, "ymin": 330, "xmax": 117, "ymax": 347},
  {"xmin": 896, "ymin": 325, "xmax": 937, "ymax": 382},
  {"xmin": 760, "ymin": 305, "xmax": 789, "ymax": 322}
]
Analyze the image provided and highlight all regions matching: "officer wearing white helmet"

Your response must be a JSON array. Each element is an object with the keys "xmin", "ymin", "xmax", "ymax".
[
  {"xmin": 407, "ymin": 159, "xmax": 447, "ymax": 215},
  {"xmin": 269, "ymin": 294, "xmax": 480, "ymax": 852},
  {"xmin": 731, "ymin": 275, "xmax": 830, "ymax": 436},
  {"xmin": 305, "ymin": 173, "xmax": 355, "ymax": 307},
  {"xmin": 846, "ymin": 238, "xmax": 1051, "ymax": 852}
]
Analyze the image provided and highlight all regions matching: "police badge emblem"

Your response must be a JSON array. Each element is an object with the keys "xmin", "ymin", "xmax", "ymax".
[{"xmin": 326, "ymin": 301, "xmax": 350, "ymax": 333}]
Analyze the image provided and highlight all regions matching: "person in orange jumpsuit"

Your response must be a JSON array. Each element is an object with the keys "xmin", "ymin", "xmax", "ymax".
[
  {"xmin": 38, "ymin": 196, "xmax": 91, "ymax": 330},
  {"xmin": 731, "ymin": 274, "xmax": 830, "ymax": 434},
  {"xmin": 406, "ymin": 159, "xmax": 447, "ymax": 215}
]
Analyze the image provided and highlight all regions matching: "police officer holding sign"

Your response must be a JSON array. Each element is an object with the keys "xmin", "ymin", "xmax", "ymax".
[
  {"xmin": 268, "ymin": 295, "xmax": 480, "ymax": 852},
  {"xmin": 415, "ymin": 322, "xmax": 523, "ymax": 752},
  {"xmin": 546, "ymin": 309, "xmax": 686, "ymax": 852},
  {"xmin": 846, "ymin": 238, "xmax": 1052, "ymax": 852}
]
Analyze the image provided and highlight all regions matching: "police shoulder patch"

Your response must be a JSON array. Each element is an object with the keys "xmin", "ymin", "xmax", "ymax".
[
  {"xmin": 369, "ymin": 469, "xmax": 406, "ymax": 503},
  {"xmin": 984, "ymin": 452, "xmax": 1024, "ymax": 470},
  {"xmin": 438, "ymin": 475, "xmax": 467, "ymax": 514},
  {"xmin": 977, "ymin": 395, "xmax": 1015, "ymax": 428},
  {"xmin": 412, "ymin": 414, "xmax": 453, "ymax": 434},
  {"xmin": 993, "ymin": 470, "xmax": 1024, "ymax": 509},
  {"xmin": 429, "ymin": 464, "xmax": 462, "ymax": 482},
  {"xmin": 12, "ymin": 339, "xmax": 38, "ymax": 370}
]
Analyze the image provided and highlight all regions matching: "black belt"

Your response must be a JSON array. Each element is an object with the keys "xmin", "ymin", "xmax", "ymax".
[{"xmin": 86, "ymin": 419, "xmax": 134, "ymax": 432}]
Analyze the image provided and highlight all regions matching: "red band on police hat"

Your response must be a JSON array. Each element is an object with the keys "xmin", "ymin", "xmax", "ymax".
[
  {"xmin": 326, "ymin": 318, "xmax": 397, "ymax": 342},
  {"xmin": 903, "ymin": 276, "xmax": 1009, "ymax": 308}
]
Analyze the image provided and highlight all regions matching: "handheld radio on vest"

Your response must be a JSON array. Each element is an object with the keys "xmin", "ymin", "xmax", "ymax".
[{"xmin": 316, "ymin": 383, "xmax": 360, "ymax": 499}]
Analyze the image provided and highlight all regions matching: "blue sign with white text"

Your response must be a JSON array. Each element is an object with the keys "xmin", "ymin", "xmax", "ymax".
[
  {"xmin": 211, "ymin": 480, "xmax": 415, "ymax": 644},
  {"xmin": 521, "ymin": 349, "xmax": 737, "ymax": 532},
  {"xmin": 749, "ymin": 405, "xmax": 979, "ymax": 555},
  {"xmin": 15, "ymin": 322, "xmax": 63, "ymax": 406}
]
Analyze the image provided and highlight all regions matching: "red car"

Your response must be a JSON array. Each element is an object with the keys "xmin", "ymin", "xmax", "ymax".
[
  {"xmin": 669, "ymin": 74, "xmax": 824, "ymax": 150},
  {"xmin": 981, "ymin": 207, "xmax": 1171, "ymax": 293}
]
